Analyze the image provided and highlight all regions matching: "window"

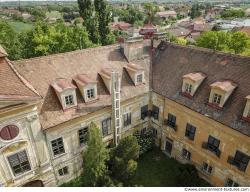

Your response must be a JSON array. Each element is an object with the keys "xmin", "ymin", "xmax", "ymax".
[
  {"xmin": 152, "ymin": 105, "xmax": 159, "ymax": 120},
  {"xmin": 182, "ymin": 149, "xmax": 191, "ymax": 160},
  {"xmin": 87, "ymin": 88, "xmax": 95, "ymax": 99},
  {"xmin": 51, "ymin": 137, "xmax": 65, "ymax": 156},
  {"xmin": 102, "ymin": 118, "xmax": 111, "ymax": 136},
  {"xmin": 184, "ymin": 83, "xmax": 192, "ymax": 94},
  {"xmin": 185, "ymin": 123, "xmax": 196, "ymax": 140},
  {"xmin": 8, "ymin": 150, "xmax": 31, "ymax": 176},
  {"xmin": 140, "ymin": 128, "xmax": 146, "ymax": 135},
  {"xmin": 141, "ymin": 105, "xmax": 148, "ymax": 120},
  {"xmin": 58, "ymin": 166, "xmax": 69, "ymax": 176},
  {"xmin": 0, "ymin": 125, "xmax": 19, "ymax": 141},
  {"xmin": 137, "ymin": 74, "xmax": 143, "ymax": 83},
  {"xmin": 123, "ymin": 112, "xmax": 132, "ymax": 127},
  {"xmin": 79, "ymin": 127, "xmax": 88, "ymax": 146},
  {"xmin": 232, "ymin": 150, "xmax": 249, "ymax": 172},
  {"xmin": 65, "ymin": 95, "xmax": 74, "ymax": 105},
  {"xmin": 152, "ymin": 128, "xmax": 158, "ymax": 138},
  {"xmin": 212, "ymin": 93, "xmax": 221, "ymax": 105},
  {"xmin": 167, "ymin": 113, "xmax": 176, "ymax": 128},
  {"xmin": 225, "ymin": 179, "xmax": 239, "ymax": 187},
  {"xmin": 202, "ymin": 163, "xmax": 212, "ymax": 174},
  {"xmin": 207, "ymin": 136, "xmax": 220, "ymax": 152}
]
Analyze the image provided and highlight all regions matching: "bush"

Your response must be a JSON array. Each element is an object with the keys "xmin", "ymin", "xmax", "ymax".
[{"xmin": 135, "ymin": 131, "xmax": 155, "ymax": 155}]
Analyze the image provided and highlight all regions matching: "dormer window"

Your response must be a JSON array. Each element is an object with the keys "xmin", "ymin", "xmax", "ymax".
[
  {"xmin": 242, "ymin": 95, "xmax": 250, "ymax": 122},
  {"xmin": 65, "ymin": 95, "xmax": 74, "ymax": 106},
  {"xmin": 87, "ymin": 88, "xmax": 95, "ymax": 99},
  {"xmin": 137, "ymin": 73, "xmax": 143, "ymax": 83},
  {"xmin": 125, "ymin": 63, "xmax": 145, "ymax": 86},
  {"xmin": 51, "ymin": 78, "xmax": 77, "ymax": 110},
  {"xmin": 212, "ymin": 93, "xmax": 222, "ymax": 105},
  {"xmin": 73, "ymin": 74, "xmax": 98, "ymax": 103},
  {"xmin": 184, "ymin": 83, "xmax": 192, "ymax": 94},
  {"xmin": 182, "ymin": 72, "xmax": 206, "ymax": 98},
  {"xmin": 209, "ymin": 80, "xmax": 237, "ymax": 109}
]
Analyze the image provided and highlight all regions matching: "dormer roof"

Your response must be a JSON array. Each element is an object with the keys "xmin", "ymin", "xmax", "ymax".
[
  {"xmin": 73, "ymin": 74, "xmax": 96, "ymax": 86},
  {"xmin": 210, "ymin": 80, "xmax": 237, "ymax": 92},
  {"xmin": 125, "ymin": 63, "xmax": 143, "ymax": 72},
  {"xmin": 51, "ymin": 78, "xmax": 76, "ymax": 93},
  {"xmin": 99, "ymin": 67, "xmax": 113, "ymax": 79},
  {"xmin": 183, "ymin": 72, "xmax": 206, "ymax": 82}
]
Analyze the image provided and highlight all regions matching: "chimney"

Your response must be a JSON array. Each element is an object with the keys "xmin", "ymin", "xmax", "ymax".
[{"xmin": 122, "ymin": 36, "xmax": 144, "ymax": 62}]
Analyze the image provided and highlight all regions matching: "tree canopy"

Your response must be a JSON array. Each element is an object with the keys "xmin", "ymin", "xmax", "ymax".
[
  {"xmin": 221, "ymin": 9, "xmax": 245, "ymax": 19},
  {"xmin": 81, "ymin": 122, "xmax": 110, "ymax": 186},
  {"xmin": 196, "ymin": 31, "xmax": 250, "ymax": 55}
]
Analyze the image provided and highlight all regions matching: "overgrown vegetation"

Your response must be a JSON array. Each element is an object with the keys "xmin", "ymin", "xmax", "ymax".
[
  {"xmin": 61, "ymin": 128, "xmax": 210, "ymax": 187},
  {"xmin": 221, "ymin": 9, "xmax": 245, "ymax": 19}
]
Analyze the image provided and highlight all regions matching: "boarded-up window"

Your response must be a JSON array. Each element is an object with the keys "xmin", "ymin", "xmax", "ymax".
[{"xmin": 0, "ymin": 125, "xmax": 19, "ymax": 140}]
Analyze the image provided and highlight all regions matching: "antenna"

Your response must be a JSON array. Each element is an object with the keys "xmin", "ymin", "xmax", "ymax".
[{"xmin": 111, "ymin": 71, "xmax": 121, "ymax": 146}]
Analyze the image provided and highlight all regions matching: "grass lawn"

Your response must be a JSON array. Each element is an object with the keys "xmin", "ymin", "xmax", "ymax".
[
  {"xmin": 131, "ymin": 148, "xmax": 210, "ymax": 187},
  {"xmin": 8, "ymin": 21, "xmax": 33, "ymax": 33}
]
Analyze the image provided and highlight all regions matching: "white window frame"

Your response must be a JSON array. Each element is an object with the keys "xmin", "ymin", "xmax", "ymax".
[
  {"xmin": 136, "ymin": 73, "xmax": 143, "ymax": 84},
  {"xmin": 202, "ymin": 163, "xmax": 213, "ymax": 174},
  {"xmin": 51, "ymin": 137, "xmax": 65, "ymax": 157},
  {"xmin": 86, "ymin": 88, "xmax": 95, "ymax": 99},
  {"xmin": 65, "ymin": 95, "xmax": 74, "ymax": 106},
  {"xmin": 184, "ymin": 83, "xmax": 192, "ymax": 94},
  {"xmin": 212, "ymin": 93, "xmax": 221, "ymax": 105}
]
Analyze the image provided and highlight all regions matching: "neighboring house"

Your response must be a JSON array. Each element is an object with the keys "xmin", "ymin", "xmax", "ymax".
[
  {"xmin": 156, "ymin": 10, "xmax": 177, "ymax": 20},
  {"xmin": 110, "ymin": 21, "xmax": 132, "ymax": 32},
  {"xmin": 234, "ymin": 26, "xmax": 250, "ymax": 36},
  {"xmin": 0, "ymin": 38, "xmax": 249, "ymax": 187},
  {"xmin": 166, "ymin": 27, "xmax": 191, "ymax": 38},
  {"xmin": 21, "ymin": 13, "xmax": 34, "ymax": 21}
]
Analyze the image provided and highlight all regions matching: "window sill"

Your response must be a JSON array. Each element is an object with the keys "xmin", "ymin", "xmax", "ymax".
[
  {"xmin": 52, "ymin": 153, "xmax": 67, "ymax": 160},
  {"xmin": 181, "ymin": 92, "xmax": 193, "ymax": 99},
  {"xmin": 207, "ymin": 102, "xmax": 222, "ymax": 110}
]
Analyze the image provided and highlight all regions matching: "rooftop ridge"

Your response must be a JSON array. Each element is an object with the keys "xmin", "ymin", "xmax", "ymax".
[
  {"xmin": 162, "ymin": 42, "xmax": 250, "ymax": 65},
  {"xmin": 14, "ymin": 44, "xmax": 121, "ymax": 64}
]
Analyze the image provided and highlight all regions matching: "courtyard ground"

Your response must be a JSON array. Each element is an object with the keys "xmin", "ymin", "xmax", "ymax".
[{"xmin": 131, "ymin": 148, "xmax": 210, "ymax": 187}]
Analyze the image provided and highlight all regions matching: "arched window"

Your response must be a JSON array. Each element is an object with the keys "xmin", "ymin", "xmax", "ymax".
[{"xmin": 0, "ymin": 125, "xmax": 19, "ymax": 140}]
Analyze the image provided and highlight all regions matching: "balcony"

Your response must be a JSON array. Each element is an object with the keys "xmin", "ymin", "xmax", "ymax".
[
  {"xmin": 227, "ymin": 156, "xmax": 248, "ymax": 172},
  {"xmin": 164, "ymin": 119, "xmax": 177, "ymax": 131},
  {"xmin": 202, "ymin": 142, "xmax": 221, "ymax": 158}
]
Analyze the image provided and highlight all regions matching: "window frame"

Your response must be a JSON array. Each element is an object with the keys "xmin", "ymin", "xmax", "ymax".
[
  {"xmin": 102, "ymin": 118, "xmax": 111, "ymax": 137},
  {"xmin": 141, "ymin": 105, "xmax": 148, "ymax": 120},
  {"xmin": 233, "ymin": 150, "xmax": 249, "ymax": 172},
  {"xmin": 51, "ymin": 137, "xmax": 65, "ymax": 157},
  {"xmin": 202, "ymin": 162, "xmax": 213, "ymax": 174},
  {"xmin": 212, "ymin": 93, "xmax": 222, "ymax": 105},
  {"xmin": 58, "ymin": 166, "xmax": 69, "ymax": 176},
  {"xmin": 184, "ymin": 83, "xmax": 192, "ymax": 94},
  {"xmin": 78, "ymin": 126, "xmax": 88, "ymax": 146},
  {"xmin": 123, "ymin": 112, "xmax": 132, "ymax": 127},
  {"xmin": 7, "ymin": 150, "xmax": 31, "ymax": 176},
  {"xmin": 167, "ymin": 113, "xmax": 176, "ymax": 128},
  {"xmin": 65, "ymin": 94, "xmax": 74, "ymax": 106},
  {"xmin": 152, "ymin": 105, "xmax": 159, "ymax": 120},
  {"xmin": 185, "ymin": 123, "xmax": 196, "ymax": 140},
  {"xmin": 136, "ymin": 73, "xmax": 143, "ymax": 84},
  {"xmin": 207, "ymin": 135, "xmax": 220, "ymax": 152},
  {"xmin": 225, "ymin": 178, "xmax": 239, "ymax": 187},
  {"xmin": 86, "ymin": 88, "xmax": 95, "ymax": 99},
  {"xmin": 182, "ymin": 148, "xmax": 191, "ymax": 160}
]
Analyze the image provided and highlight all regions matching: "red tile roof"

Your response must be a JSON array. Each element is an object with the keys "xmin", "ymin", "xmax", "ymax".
[
  {"xmin": 51, "ymin": 78, "xmax": 76, "ymax": 93},
  {"xmin": 153, "ymin": 42, "xmax": 250, "ymax": 136},
  {"xmin": 73, "ymin": 74, "xmax": 96, "ymax": 86},
  {"xmin": 0, "ymin": 57, "xmax": 39, "ymax": 101},
  {"xmin": 13, "ymin": 45, "xmax": 149, "ymax": 129}
]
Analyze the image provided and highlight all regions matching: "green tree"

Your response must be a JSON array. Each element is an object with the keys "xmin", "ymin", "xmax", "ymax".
[
  {"xmin": 196, "ymin": 31, "xmax": 230, "ymax": 51},
  {"xmin": 0, "ymin": 20, "xmax": 21, "ymax": 60},
  {"xmin": 221, "ymin": 9, "xmax": 245, "ymax": 19},
  {"xmin": 190, "ymin": 3, "xmax": 202, "ymax": 19},
  {"xmin": 229, "ymin": 32, "xmax": 249, "ymax": 54},
  {"xmin": 82, "ymin": 122, "xmax": 109, "ymax": 186},
  {"xmin": 19, "ymin": 21, "xmax": 94, "ymax": 59},
  {"xmin": 110, "ymin": 136, "xmax": 140, "ymax": 185},
  {"xmin": 144, "ymin": 3, "xmax": 158, "ymax": 24}
]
